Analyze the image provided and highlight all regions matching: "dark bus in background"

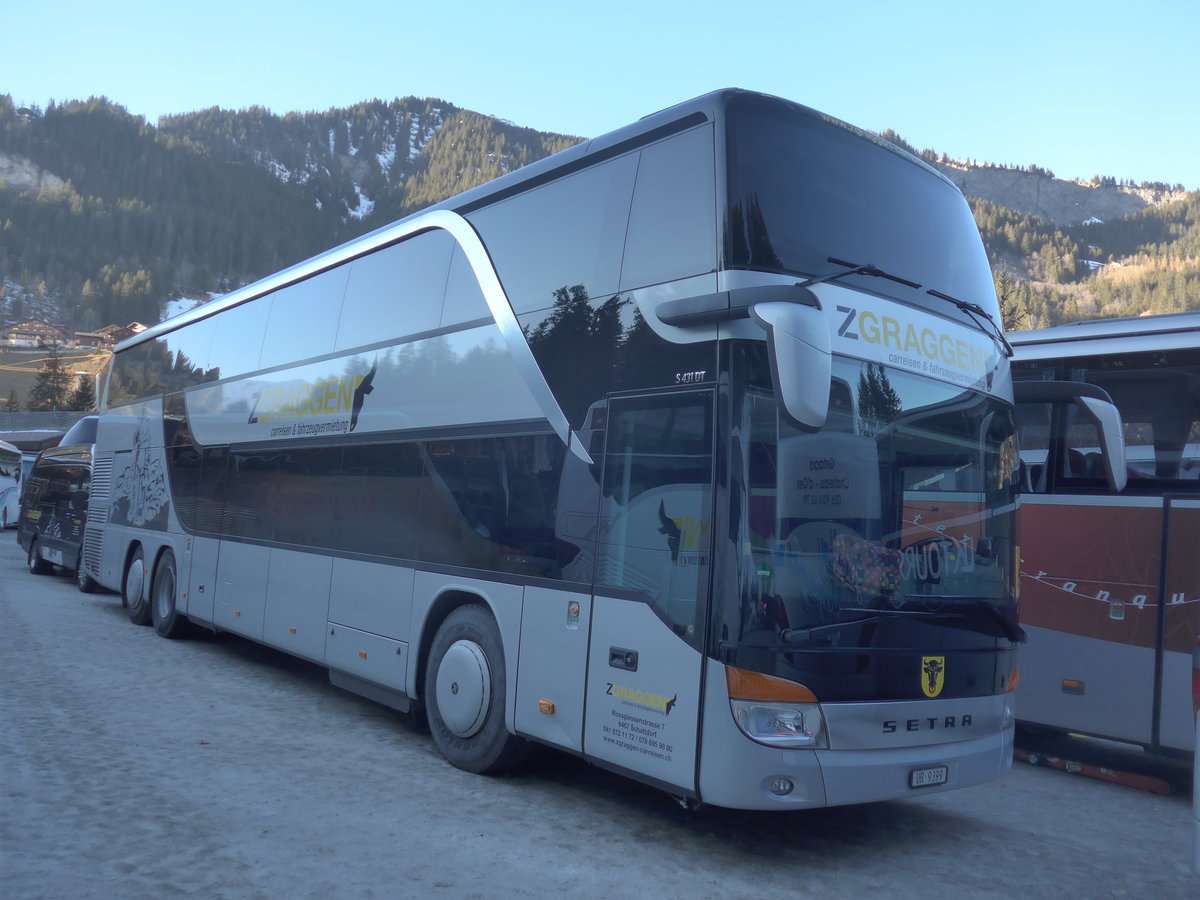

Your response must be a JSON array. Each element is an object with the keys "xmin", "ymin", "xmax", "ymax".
[{"xmin": 18, "ymin": 416, "xmax": 100, "ymax": 592}]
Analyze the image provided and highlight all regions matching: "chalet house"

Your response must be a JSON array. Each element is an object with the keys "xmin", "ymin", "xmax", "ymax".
[
  {"xmin": 3, "ymin": 319, "xmax": 68, "ymax": 348},
  {"xmin": 74, "ymin": 331, "xmax": 116, "ymax": 350},
  {"xmin": 97, "ymin": 322, "xmax": 147, "ymax": 345}
]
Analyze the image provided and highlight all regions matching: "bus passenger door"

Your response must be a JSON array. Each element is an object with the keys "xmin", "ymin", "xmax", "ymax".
[{"xmin": 583, "ymin": 390, "xmax": 714, "ymax": 796}]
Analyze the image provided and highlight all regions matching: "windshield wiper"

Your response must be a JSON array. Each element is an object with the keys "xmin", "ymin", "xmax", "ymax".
[
  {"xmin": 804, "ymin": 255, "xmax": 1014, "ymax": 359},
  {"xmin": 780, "ymin": 600, "xmax": 1024, "ymax": 645},
  {"xmin": 780, "ymin": 607, "xmax": 943, "ymax": 645},
  {"xmin": 894, "ymin": 597, "xmax": 1025, "ymax": 643},
  {"xmin": 926, "ymin": 288, "xmax": 1014, "ymax": 358},
  {"xmin": 800, "ymin": 256, "xmax": 922, "ymax": 290}
]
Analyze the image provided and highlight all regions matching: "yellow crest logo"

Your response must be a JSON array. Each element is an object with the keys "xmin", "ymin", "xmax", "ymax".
[{"xmin": 921, "ymin": 656, "xmax": 946, "ymax": 698}]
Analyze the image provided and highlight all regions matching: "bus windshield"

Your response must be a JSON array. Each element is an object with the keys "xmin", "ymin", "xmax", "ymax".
[
  {"xmin": 724, "ymin": 95, "xmax": 999, "ymax": 324},
  {"xmin": 718, "ymin": 345, "xmax": 1019, "ymax": 701}
]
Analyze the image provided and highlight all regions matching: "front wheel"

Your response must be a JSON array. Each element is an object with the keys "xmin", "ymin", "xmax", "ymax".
[
  {"xmin": 123, "ymin": 546, "xmax": 151, "ymax": 626},
  {"xmin": 27, "ymin": 537, "xmax": 52, "ymax": 576},
  {"xmin": 425, "ymin": 605, "xmax": 528, "ymax": 774},
  {"xmin": 151, "ymin": 550, "xmax": 191, "ymax": 639}
]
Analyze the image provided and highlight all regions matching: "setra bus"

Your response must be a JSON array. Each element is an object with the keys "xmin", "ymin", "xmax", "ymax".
[
  {"xmin": 1011, "ymin": 312, "xmax": 1200, "ymax": 756},
  {"xmin": 85, "ymin": 89, "xmax": 1110, "ymax": 809}
]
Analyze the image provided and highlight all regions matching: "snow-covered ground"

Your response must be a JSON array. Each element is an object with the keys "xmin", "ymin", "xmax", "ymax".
[{"xmin": 1, "ymin": 536, "xmax": 1196, "ymax": 898}]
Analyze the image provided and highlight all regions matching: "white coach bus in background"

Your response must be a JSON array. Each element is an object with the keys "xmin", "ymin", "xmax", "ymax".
[{"xmin": 84, "ymin": 89, "xmax": 1119, "ymax": 810}]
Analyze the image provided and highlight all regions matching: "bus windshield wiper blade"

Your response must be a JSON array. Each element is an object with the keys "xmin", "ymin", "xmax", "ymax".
[
  {"xmin": 780, "ymin": 608, "xmax": 934, "ymax": 645},
  {"xmin": 895, "ymin": 598, "xmax": 1025, "ymax": 643},
  {"xmin": 926, "ymin": 288, "xmax": 1014, "ymax": 358},
  {"xmin": 800, "ymin": 256, "xmax": 922, "ymax": 290}
]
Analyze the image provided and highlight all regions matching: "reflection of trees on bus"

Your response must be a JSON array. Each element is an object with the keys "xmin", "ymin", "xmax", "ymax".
[
  {"xmin": 856, "ymin": 363, "xmax": 901, "ymax": 436},
  {"xmin": 524, "ymin": 283, "xmax": 709, "ymax": 430}
]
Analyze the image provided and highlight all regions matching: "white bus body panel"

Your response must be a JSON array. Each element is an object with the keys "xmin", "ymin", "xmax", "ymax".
[
  {"xmin": 697, "ymin": 659, "xmax": 1013, "ymax": 809},
  {"xmin": 1017, "ymin": 625, "xmax": 1154, "ymax": 745},
  {"xmin": 183, "ymin": 535, "xmax": 220, "ymax": 623},
  {"xmin": 514, "ymin": 585, "xmax": 591, "ymax": 752},
  {"xmin": 410, "ymin": 571, "xmax": 524, "ymax": 727},
  {"xmin": 329, "ymin": 558, "xmax": 415, "ymax": 642},
  {"xmin": 326, "ymin": 624, "xmax": 409, "ymax": 693},
  {"xmin": 583, "ymin": 597, "xmax": 702, "ymax": 794},
  {"xmin": 263, "ymin": 549, "xmax": 332, "ymax": 662},
  {"xmin": 214, "ymin": 542, "xmax": 270, "ymax": 639}
]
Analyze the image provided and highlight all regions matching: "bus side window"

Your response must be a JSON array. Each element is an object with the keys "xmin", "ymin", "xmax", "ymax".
[
  {"xmin": 1060, "ymin": 412, "xmax": 1106, "ymax": 484},
  {"xmin": 1015, "ymin": 400, "xmax": 1051, "ymax": 493},
  {"xmin": 1070, "ymin": 353, "xmax": 1200, "ymax": 485}
]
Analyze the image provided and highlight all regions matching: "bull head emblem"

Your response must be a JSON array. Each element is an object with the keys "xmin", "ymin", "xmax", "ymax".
[{"xmin": 921, "ymin": 656, "xmax": 946, "ymax": 698}]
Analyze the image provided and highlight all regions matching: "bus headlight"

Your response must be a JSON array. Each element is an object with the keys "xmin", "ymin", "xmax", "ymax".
[
  {"xmin": 724, "ymin": 665, "xmax": 828, "ymax": 748},
  {"xmin": 730, "ymin": 700, "xmax": 828, "ymax": 748}
]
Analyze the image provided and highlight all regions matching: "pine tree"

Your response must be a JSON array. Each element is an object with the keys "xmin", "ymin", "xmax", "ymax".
[
  {"xmin": 4, "ymin": 389, "xmax": 19, "ymax": 412},
  {"xmin": 67, "ymin": 375, "xmax": 96, "ymax": 411},
  {"xmin": 27, "ymin": 345, "xmax": 73, "ymax": 411}
]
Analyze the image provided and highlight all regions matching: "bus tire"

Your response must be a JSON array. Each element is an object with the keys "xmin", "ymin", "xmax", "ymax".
[
  {"xmin": 75, "ymin": 557, "xmax": 99, "ymax": 593},
  {"xmin": 27, "ymin": 537, "xmax": 52, "ymax": 575},
  {"xmin": 151, "ymin": 550, "xmax": 191, "ymax": 639},
  {"xmin": 425, "ymin": 604, "xmax": 529, "ymax": 774},
  {"xmin": 123, "ymin": 545, "xmax": 151, "ymax": 626}
]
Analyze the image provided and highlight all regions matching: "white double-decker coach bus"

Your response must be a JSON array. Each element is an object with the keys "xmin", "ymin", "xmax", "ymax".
[{"xmin": 89, "ymin": 89, "xmax": 1047, "ymax": 809}]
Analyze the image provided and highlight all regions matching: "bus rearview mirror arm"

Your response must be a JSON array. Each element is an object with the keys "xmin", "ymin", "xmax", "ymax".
[{"xmin": 750, "ymin": 301, "xmax": 831, "ymax": 431}]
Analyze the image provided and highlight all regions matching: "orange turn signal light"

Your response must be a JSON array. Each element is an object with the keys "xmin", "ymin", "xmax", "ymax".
[
  {"xmin": 725, "ymin": 666, "xmax": 818, "ymax": 703},
  {"xmin": 1005, "ymin": 667, "xmax": 1020, "ymax": 693}
]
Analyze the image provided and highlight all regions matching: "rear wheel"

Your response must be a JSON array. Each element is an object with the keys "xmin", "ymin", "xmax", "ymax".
[
  {"xmin": 151, "ymin": 550, "xmax": 191, "ymax": 639},
  {"xmin": 75, "ymin": 556, "xmax": 99, "ymax": 593},
  {"xmin": 425, "ymin": 604, "xmax": 529, "ymax": 774},
  {"xmin": 123, "ymin": 546, "xmax": 151, "ymax": 626},
  {"xmin": 27, "ymin": 537, "xmax": 52, "ymax": 575}
]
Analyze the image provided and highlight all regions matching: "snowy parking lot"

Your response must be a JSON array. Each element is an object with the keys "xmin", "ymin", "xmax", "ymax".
[{"xmin": 1, "ymin": 534, "xmax": 1195, "ymax": 898}]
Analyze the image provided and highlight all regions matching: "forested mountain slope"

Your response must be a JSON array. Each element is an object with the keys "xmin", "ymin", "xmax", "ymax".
[{"xmin": 2, "ymin": 95, "xmax": 1196, "ymax": 337}]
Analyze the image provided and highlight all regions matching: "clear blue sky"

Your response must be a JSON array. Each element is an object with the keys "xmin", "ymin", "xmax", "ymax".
[{"xmin": 8, "ymin": 0, "xmax": 1200, "ymax": 189}]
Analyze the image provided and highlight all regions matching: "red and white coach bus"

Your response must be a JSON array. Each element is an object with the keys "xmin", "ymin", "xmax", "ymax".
[{"xmin": 1011, "ymin": 311, "xmax": 1200, "ymax": 755}]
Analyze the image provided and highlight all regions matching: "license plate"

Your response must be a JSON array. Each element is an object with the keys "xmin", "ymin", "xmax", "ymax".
[{"xmin": 909, "ymin": 765, "xmax": 948, "ymax": 788}]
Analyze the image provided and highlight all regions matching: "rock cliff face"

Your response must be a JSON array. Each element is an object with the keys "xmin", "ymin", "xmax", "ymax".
[
  {"xmin": 934, "ymin": 161, "xmax": 1188, "ymax": 225},
  {"xmin": 0, "ymin": 152, "xmax": 66, "ymax": 195}
]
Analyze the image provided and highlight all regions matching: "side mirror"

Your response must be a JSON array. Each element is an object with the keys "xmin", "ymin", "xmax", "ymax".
[
  {"xmin": 1013, "ymin": 381, "xmax": 1127, "ymax": 493},
  {"xmin": 750, "ymin": 302, "xmax": 831, "ymax": 431}
]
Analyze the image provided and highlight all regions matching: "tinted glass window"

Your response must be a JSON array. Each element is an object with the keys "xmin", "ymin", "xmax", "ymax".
[
  {"xmin": 161, "ymin": 317, "xmax": 218, "ymax": 387},
  {"xmin": 725, "ymin": 95, "xmax": 998, "ymax": 322},
  {"xmin": 468, "ymin": 154, "xmax": 639, "ymax": 314},
  {"xmin": 621, "ymin": 126, "xmax": 717, "ymax": 290},
  {"xmin": 441, "ymin": 244, "xmax": 491, "ymax": 327},
  {"xmin": 338, "ymin": 442, "xmax": 424, "ymax": 558},
  {"xmin": 1070, "ymin": 350, "xmax": 1200, "ymax": 486},
  {"xmin": 419, "ymin": 436, "xmax": 563, "ymax": 578},
  {"xmin": 107, "ymin": 341, "xmax": 151, "ymax": 406},
  {"xmin": 193, "ymin": 447, "xmax": 229, "ymax": 535},
  {"xmin": 337, "ymin": 231, "xmax": 454, "ymax": 351},
  {"xmin": 595, "ymin": 392, "xmax": 713, "ymax": 647},
  {"xmin": 1014, "ymin": 349, "xmax": 1200, "ymax": 490},
  {"xmin": 261, "ymin": 267, "xmax": 349, "ymax": 368},
  {"xmin": 164, "ymin": 397, "xmax": 204, "ymax": 532},
  {"xmin": 208, "ymin": 296, "xmax": 272, "ymax": 381},
  {"xmin": 520, "ymin": 294, "xmax": 717, "ymax": 430}
]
